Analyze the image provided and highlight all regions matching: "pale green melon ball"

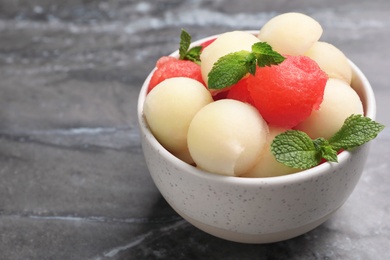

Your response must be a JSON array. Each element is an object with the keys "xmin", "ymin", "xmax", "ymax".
[
  {"xmin": 242, "ymin": 126, "xmax": 301, "ymax": 178},
  {"xmin": 305, "ymin": 41, "xmax": 352, "ymax": 85},
  {"xmin": 144, "ymin": 77, "xmax": 213, "ymax": 164},
  {"xmin": 187, "ymin": 99, "xmax": 268, "ymax": 176},
  {"xmin": 257, "ymin": 12, "xmax": 323, "ymax": 55}
]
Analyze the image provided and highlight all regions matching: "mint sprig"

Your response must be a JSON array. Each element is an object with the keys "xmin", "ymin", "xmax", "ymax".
[
  {"xmin": 252, "ymin": 42, "xmax": 286, "ymax": 67},
  {"xmin": 208, "ymin": 42, "xmax": 285, "ymax": 90},
  {"xmin": 179, "ymin": 29, "xmax": 202, "ymax": 64},
  {"xmin": 271, "ymin": 114, "xmax": 385, "ymax": 170},
  {"xmin": 208, "ymin": 51, "xmax": 256, "ymax": 90}
]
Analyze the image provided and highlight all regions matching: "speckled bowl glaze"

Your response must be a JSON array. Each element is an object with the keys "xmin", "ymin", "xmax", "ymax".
[{"xmin": 137, "ymin": 33, "xmax": 376, "ymax": 243}]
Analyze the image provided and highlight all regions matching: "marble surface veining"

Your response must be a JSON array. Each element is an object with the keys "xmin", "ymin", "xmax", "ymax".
[{"xmin": 0, "ymin": 0, "xmax": 389, "ymax": 259}]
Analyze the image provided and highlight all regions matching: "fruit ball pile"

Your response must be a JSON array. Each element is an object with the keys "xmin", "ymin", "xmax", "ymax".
[{"xmin": 143, "ymin": 12, "xmax": 363, "ymax": 178}]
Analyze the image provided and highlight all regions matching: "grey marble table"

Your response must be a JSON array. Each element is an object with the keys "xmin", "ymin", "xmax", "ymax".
[{"xmin": 1, "ymin": 1, "xmax": 389, "ymax": 259}]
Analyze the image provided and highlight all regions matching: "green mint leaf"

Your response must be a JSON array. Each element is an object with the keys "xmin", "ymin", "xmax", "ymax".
[
  {"xmin": 271, "ymin": 115, "xmax": 384, "ymax": 170},
  {"xmin": 179, "ymin": 29, "xmax": 202, "ymax": 64},
  {"xmin": 245, "ymin": 52, "xmax": 257, "ymax": 75},
  {"xmin": 271, "ymin": 130, "xmax": 321, "ymax": 169},
  {"xmin": 252, "ymin": 42, "xmax": 285, "ymax": 67},
  {"xmin": 179, "ymin": 29, "xmax": 191, "ymax": 60},
  {"xmin": 185, "ymin": 46, "xmax": 202, "ymax": 64},
  {"xmin": 208, "ymin": 50, "xmax": 254, "ymax": 90},
  {"xmin": 329, "ymin": 114, "xmax": 385, "ymax": 150},
  {"xmin": 207, "ymin": 42, "xmax": 285, "ymax": 90},
  {"xmin": 313, "ymin": 138, "xmax": 338, "ymax": 162}
]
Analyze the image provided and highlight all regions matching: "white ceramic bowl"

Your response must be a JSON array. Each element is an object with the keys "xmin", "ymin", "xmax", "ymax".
[{"xmin": 137, "ymin": 33, "xmax": 376, "ymax": 243}]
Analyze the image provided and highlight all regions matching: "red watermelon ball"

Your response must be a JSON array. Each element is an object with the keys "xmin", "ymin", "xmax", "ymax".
[
  {"xmin": 247, "ymin": 55, "xmax": 328, "ymax": 128},
  {"xmin": 148, "ymin": 56, "xmax": 205, "ymax": 93},
  {"xmin": 226, "ymin": 77, "xmax": 254, "ymax": 104}
]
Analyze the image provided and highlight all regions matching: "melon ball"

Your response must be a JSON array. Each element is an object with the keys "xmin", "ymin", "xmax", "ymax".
[
  {"xmin": 242, "ymin": 126, "xmax": 300, "ymax": 178},
  {"xmin": 295, "ymin": 78, "xmax": 364, "ymax": 140},
  {"xmin": 305, "ymin": 41, "xmax": 352, "ymax": 85},
  {"xmin": 200, "ymin": 31, "xmax": 260, "ymax": 86},
  {"xmin": 144, "ymin": 77, "xmax": 213, "ymax": 164},
  {"xmin": 187, "ymin": 99, "xmax": 269, "ymax": 176},
  {"xmin": 257, "ymin": 12, "xmax": 323, "ymax": 55}
]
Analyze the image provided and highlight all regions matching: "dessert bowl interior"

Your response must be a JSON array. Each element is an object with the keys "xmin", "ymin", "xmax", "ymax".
[{"xmin": 137, "ymin": 32, "xmax": 376, "ymax": 243}]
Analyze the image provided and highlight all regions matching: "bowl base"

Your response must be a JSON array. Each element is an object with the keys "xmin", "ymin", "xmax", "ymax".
[{"xmin": 174, "ymin": 206, "xmax": 340, "ymax": 244}]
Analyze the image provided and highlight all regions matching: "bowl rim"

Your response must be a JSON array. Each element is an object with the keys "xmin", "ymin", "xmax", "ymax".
[{"xmin": 137, "ymin": 30, "xmax": 376, "ymax": 186}]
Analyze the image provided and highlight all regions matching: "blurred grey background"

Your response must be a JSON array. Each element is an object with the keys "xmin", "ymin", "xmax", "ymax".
[{"xmin": 1, "ymin": 1, "xmax": 389, "ymax": 259}]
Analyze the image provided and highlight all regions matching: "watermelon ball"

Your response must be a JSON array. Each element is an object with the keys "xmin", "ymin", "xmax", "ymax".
[
  {"xmin": 247, "ymin": 55, "xmax": 328, "ymax": 128},
  {"xmin": 148, "ymin": 56, "xmax": 205, "ymax": 93},
  {"xmin": 226, "ymin": 77, "xmax": 254, "ymax": 104},
  {"xmin": 213, "ymin": 76, "xmax": 251, "ymax": 102}
]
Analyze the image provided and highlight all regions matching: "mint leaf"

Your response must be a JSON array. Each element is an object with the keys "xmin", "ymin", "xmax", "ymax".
[
  {"xmin": 179, "ymin": 29, "xmax": 191, "ymax": 60},
  {"xmin": 329, "ymin": 114, "xmax": 385, "ymax": 150},
  {"xmin": 185, "ymin": 46, "xmax": 202, "ymax": 63},
  {"xmin": 313, "ymin": 138, "xmax": 338, "ymax": 162},
  {"xmin": 207, "ymin": 42, "xmax": 285, "ymax": 90},
  {"xmin": 179, "ymin": 29, "xmax": 202, "ymax": 64},
  {"xmin": 271, "ymin": 114, "xmax": 385, "ymax": 170},
  {"xmin": 245, "ymin": 52, "xmax": 257, "ymax": 75},
  {"xmin": 252, "ymin": 42, "xmax": 285, "ymax": 67},
  {"xmin": 271, "ymin": 130, "xmax": 320, "ymax": 169},
  {"xmin": 208, "ymin": 51, "xmax": 254, "ymax": 90}
]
